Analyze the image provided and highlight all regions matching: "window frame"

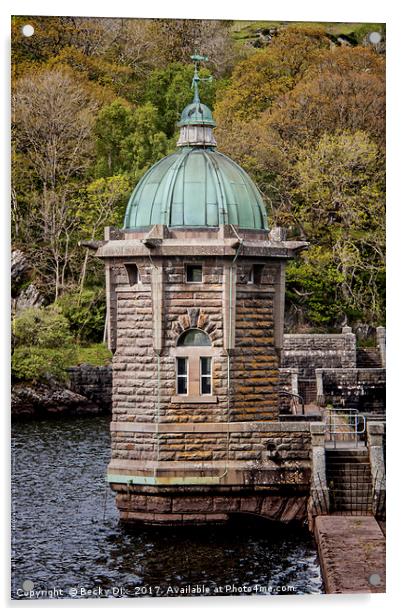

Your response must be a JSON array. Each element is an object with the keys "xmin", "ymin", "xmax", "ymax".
[
  {"xmin": 248, "ymin": 263, "xmax": 264, "ymax": 286},
  {"xmin": 200, "ymin": 356, "xmax": 212, "ymax": 395},
  {"xmin": 176, "ymin": 356, "xmax": 189, "ymax": 396},
  {"xmin": 185, "ymin": 263, "xmax": 203, "ymax": 284},
  {"xmin": 171, "ymin": 329, "xmax": 217, "ymax": 403}
]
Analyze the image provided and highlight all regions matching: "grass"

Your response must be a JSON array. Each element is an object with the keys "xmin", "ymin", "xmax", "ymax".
[
  {"xmin": 75, "ymin": 343, "xmax": 112, "ymax": 366},
  {"xmin": 230, "ymin": 20, "xmax": 385, "ymax": 43}
]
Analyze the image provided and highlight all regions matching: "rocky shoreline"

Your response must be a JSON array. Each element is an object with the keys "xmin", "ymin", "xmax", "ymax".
[{"xmin": 12, "ymin": 364, "xmax": 112, "ymax": 419}]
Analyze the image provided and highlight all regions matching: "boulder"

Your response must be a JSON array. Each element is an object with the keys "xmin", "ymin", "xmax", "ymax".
[
  {"xmin": 11, "ymin": 249, "xmax": 30, "ymax": 295},
  {"xmin": 14, "ymin": 283, "xmax": 45, "ymax": 313}
]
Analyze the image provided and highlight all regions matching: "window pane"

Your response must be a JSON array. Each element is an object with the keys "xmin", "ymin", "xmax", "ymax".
[
  {"xmin": 177, "ymin": 376, "xmax": 187, "ymax": 394},
  {"xmin": 186, "ymin": 265, "xmax": 202, "ymax": 282},
  {"xmin": 201, "ymin": 377, "xmax": 211, "ymax": 394},
  {"xmin": 177, "ymin": 357, "xmax": 188, "ymax": 394},
  {"xmin": 178, "ymin": 329, "xmax": 210, "ymax": 346},
  {"xmin": 201, "ymin": 357, "xmax": 211, "ymax": 375},
  {"xmin": 177, "ymin": 357, "xmax": 187, "ymax": 375}
]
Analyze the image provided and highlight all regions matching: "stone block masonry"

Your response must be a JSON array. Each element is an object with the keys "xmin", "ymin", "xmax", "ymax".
[
  {"xmin": 108, "ymin": 421, "xmax": 313, "ymax": 524},
  {"xmin": 67, "ymin": 364, "xmax": 112, "ymax": 412},
  {"xmin": 111, "ymin": 256, "xmax": 280, "ymax": 424},
  {"xmin": 283, "ymin": 329, "xmax": 356, "ymax": 378},
  {"xmin": 316, "ymin": 368, "xmax": 385, "ymax": 414},
  {"xmin": 95, "ymin": 225, "xmax": 310, "ymax": 525}
]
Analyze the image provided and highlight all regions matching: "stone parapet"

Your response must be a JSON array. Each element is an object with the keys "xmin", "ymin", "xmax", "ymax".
[
  {"xmin": 317, "ymin": 368, "xmax": 386, "ymax": 414},
  {"xmin": 283, "ymin": 332, "xmax": 356, "ymax": 378}
]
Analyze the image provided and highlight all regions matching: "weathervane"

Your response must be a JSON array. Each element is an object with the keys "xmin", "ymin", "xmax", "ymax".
[{"xmin": 190, "ymin": 53, "xmax": 213, "ymax": 104}]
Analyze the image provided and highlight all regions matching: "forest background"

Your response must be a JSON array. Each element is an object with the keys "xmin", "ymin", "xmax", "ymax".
[{"xmin": 10, "ymin": 17, "xmax": 386, "ymax": 383}]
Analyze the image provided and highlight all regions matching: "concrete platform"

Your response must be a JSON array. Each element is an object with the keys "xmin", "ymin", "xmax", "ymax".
[{"xmin": 314, "ymin": 515, "xmax": 386, "ymax": 594}]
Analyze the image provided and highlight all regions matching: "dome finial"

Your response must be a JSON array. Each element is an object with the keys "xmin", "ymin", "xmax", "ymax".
[
  {"xmin": 190, "ymin": 53, "xmax": 212, "ymax": 105},
  {"xmin": 176, "ymin": 54, "xmax": 217, "ymax": 147}
]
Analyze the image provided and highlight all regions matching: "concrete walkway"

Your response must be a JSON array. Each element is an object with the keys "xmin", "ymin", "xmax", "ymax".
[{"xmin": 314, "ymin": 515, "xmax": 386, "ymax": 594}]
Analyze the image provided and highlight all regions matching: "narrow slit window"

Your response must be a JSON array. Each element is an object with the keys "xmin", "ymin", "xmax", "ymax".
[
  {"xmin": 176, "ymin": 357, "xmax": 188, "ymax": 395},
  {"xmin": 125, "ymin": 263, "xmax": 139, "ymax": 286},
  {"xmin": 248, "ymin": 264, "xmax": 264, "ymax": 285},
  {"xmin": 200, "ymin": 357, "xmax": 212, "ymax": 395},
  {"xmin": 186, "ymin": 265, "xmax": 203, "ymax": 283}
]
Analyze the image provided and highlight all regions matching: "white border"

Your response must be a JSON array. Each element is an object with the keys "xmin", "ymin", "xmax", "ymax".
[{"xmin": 2, "ymin": 1, "xmax": 400, "ymax": 615}]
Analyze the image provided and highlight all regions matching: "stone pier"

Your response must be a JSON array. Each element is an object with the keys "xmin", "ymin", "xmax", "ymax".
[{"xmin": 314, "ymin": 516, "xmax": 386, "ymax": 594}]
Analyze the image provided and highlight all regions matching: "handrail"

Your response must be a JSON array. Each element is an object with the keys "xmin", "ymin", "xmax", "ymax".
[
  {"xmin": 278, "ymin": 390, "xmax": 305, "ymax": 416},
  {"xmin": 325, "ymin": 409, "xmax": 366, "ymax": 448}
]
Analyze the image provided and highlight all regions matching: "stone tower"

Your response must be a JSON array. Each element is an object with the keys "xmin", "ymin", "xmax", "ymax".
[{"xmin": 95, "ymin": 57, "xmax": 309, "ymax": 524}]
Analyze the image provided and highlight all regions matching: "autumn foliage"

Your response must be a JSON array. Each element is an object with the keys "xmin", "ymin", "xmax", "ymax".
[{"xmin": 11, "ymin": 17, "xmax": 385, "ymax": 334}]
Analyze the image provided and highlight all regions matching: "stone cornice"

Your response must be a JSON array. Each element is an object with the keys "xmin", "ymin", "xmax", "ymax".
[{"xmin": 96, "ymin": 239, "xmax": 308, "ymax": 259}]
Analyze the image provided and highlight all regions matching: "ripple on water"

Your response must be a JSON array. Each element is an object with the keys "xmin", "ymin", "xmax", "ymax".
[{"xmin": 11, "ymin": 416, "xmax": 323, "ymax": 599}]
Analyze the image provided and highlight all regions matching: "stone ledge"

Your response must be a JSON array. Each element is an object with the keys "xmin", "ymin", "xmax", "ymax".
[{"xmin": 110, "ymin": 420, "xmax": 313, "ymax": 433}]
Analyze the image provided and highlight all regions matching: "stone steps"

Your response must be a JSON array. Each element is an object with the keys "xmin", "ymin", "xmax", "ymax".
[
  {"xmin": 325, "ymin": 449, "xmax": 373, "ymax": 514},
  {"xmin": 356, "ymin": 348, "xmax": 382, "ymax": 368}
]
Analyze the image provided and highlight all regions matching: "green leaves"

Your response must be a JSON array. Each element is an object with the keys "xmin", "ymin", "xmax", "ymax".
[
  {"xmin": 13, "ymin": 305, "xmax": 73, "ymax": 348},
  {"xmin": 93, "ymin": 100, "xmax": 170, "ymax": 178},
  {"xmin": 12, "ymin": 347, "xmax": 78, "ymax": 383},
  {"xmin": 56, "ymin": 288, "xmax": 106, "ymax": 343}
]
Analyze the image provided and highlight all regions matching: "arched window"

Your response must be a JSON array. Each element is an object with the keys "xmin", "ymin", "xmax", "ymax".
[
  {"xmin": 177, "ymin": 329, "xmax": 210, "ymax": 347},
  {"xmin": 173, "ymin": 328, "xmax": 215, "ymax": 401}
]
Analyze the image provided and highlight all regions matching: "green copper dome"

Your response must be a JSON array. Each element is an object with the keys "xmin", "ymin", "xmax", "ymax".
[
  {"xmin": 123, "ymin": 148, "xmax": 268, "ymax": 230},
  {"xmin": 123, "ymin": 55, "xmax": 268, "ymax": 231},
  {"xmin": 178, "ymin": 102, "xmax": 216, "ymax": 127}
]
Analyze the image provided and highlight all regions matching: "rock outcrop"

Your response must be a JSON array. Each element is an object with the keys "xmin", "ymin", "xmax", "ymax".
[
  {"xmin": 14, "ymin": 283, "xmax": 45, "ymax": 313},
  {"xmin": 11, "ymin": 376, "xmax": 110, "ymax": 418}
]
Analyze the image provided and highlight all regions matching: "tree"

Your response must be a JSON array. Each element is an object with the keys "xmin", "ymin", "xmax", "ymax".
[
  {"xmin": 214, "ymin": 26, "xmax": 329, "ymax": 130},
  {"xmin": 146, "ymin": 19, "xmax": 236, "ymax": 76},
  {"xmin": 287, "ymin": 131, "xmax": 385, "ymax": 327},
  {"xmin": 144, "ymin": 63, "xmax": 217, "ymax": 138},
  {"xmin": 93, "ymin": 100, "xmax": 170, "ymax": 178},
  {"xmin": 12, "ymin": 67, "xmax": 98, "ymax": 298},
  {"xmin": 269, "ymin": 46, "xmax": 385, "ymax": 146},
  {"xmin": 75, "ymin": 175, "xmax": 131, "ymax": 292}
]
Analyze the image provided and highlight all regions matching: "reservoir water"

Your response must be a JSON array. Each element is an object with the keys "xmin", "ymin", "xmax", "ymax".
[{"xmin": 11, "ymin": 416, "xmax": 323, "ymax": 599}]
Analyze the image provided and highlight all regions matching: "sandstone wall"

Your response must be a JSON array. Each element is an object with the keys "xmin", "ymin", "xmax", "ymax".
[
  {"xmin": 317, "ymin": 368, "xmax": 385, "ymax": 414},
  {"xmin": 67, "ymin": 364, "xmax": 112, "ymax": 412},
  {"xmin": 110, "ymin": 256, "xmax": 279, "ymax": 425},
  {"xmin": 282, "ymin": 331, "xmax": 356, "ymax": 378},
  {"xmin": 110, "ymin": 422, "xmax": 311, "ymax": 465},
  {"xmin": 232, "ymin": 274, "xmax": 278, "ymax": 421}
]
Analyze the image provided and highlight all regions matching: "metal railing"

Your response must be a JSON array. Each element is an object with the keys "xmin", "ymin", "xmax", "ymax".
[
  {"xmin": 325, "ymin": 408, "xmax": 367, "ymax": 448},
  {"xmin": 278, "ymin": 390, "xmax": 305, "ymax": 415},
  {"xmin": 310, "ymin": 469, "xmax": 379, "ymax": 517}
]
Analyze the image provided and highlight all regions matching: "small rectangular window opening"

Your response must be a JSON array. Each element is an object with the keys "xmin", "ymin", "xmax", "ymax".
[
  {"xmin": 200, "ymin": 357, "xmax": 212, "ymax": 395},
  {"xmin": 248, "ymin": 264, "xmax": 264, "ymax": 285},
  {"xmin": 125, "ymin": 263, "xmax": 139, "ymax": 286},
  {"xmin": 176, "ymin": 357, "xmax": 188, "ymax": 395},
  {"xmin": 186, "ymin": 264, "xmax": 203, "ymax": 283}
]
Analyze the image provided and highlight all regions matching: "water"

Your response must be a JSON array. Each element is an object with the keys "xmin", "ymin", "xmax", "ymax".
[{"xmin": 11, "ymin": 416, "xmax": 323, "ymax": 600}]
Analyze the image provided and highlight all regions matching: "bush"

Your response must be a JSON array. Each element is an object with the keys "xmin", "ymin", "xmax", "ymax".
[
  {"xmin": 12, "ymin": 305, "xmax": 77, "ymax": 382},
  {"xmin": 11, "ymin": 346, "xmax": 78, "ymax": 383},
  {"xmin": 12, "ymin": 305, "xmax": 73, "ymax": 348},
  {"xmin": 56, "ymin": 288, "xmax": 106, "ymax": 343}
]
